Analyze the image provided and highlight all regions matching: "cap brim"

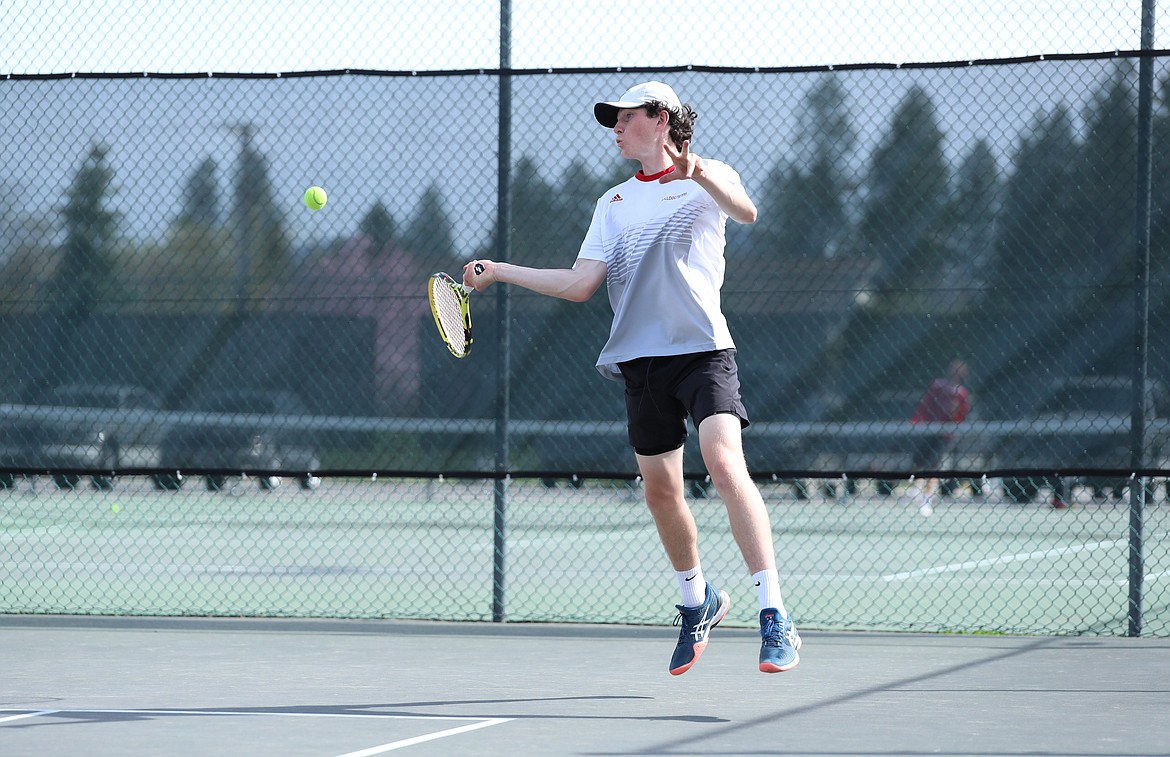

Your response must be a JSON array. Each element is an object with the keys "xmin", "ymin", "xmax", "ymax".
[{"xmin": 594, "ymin": 100, "xmax": 641, "ymax": 128}]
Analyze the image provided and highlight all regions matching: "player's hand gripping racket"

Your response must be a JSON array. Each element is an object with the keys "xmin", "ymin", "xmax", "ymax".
[{"xmin": 428, "ymin": 263, "xmax": 483, "ymax": 358}]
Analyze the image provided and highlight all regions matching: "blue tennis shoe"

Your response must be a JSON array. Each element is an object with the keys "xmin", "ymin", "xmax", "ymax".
[
  {"xmin": 669, "ymin": 583, "xmax": 730, "ymax": 675},
  {"xmin": 758, "ymin": 608, "xmax": 801, "ymax": 672}
]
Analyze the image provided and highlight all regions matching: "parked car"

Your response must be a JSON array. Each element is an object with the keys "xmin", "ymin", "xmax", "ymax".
[
  {"xmin": 0, "ymin": 383, "xmax": 163, "ymax": 490},
  {"xmin": 152, "ymin": 389, "xmax": 321, "ymax": 492},
  {"xmin": 997, "ymin": 375, "xmax": 1166, "ymax": 504}
]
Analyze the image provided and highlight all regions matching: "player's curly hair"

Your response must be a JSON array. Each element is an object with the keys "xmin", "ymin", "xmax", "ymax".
[{"xmin": 645, "ymin": 101, "xmax": 697, "ymax": 149}]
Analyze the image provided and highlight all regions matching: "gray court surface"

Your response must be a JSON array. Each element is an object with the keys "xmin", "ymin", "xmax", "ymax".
[{"xmin": 3, "ymin": 615, "xmax": 1168, "ymax": 757}]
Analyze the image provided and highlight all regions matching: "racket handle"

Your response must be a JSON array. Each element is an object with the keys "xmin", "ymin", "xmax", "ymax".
[{"xmin": 462, "ymin": 262, "xmax": 485, "ymax": 293}]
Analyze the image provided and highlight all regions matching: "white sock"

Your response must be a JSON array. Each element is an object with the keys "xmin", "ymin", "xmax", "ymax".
[
  {"xmin": 753, "ymin": 569, "xmax": 786, "ymax": 615},
  {"xmin": 676, "ymin": 564, "xmax": 706, "ymax": 607}
]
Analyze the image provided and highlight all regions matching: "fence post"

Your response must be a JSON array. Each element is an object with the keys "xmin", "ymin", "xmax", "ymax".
[
  {"xmin": 1128, "ymin": 0, "xmax": 1157, "ymax": 638},
  {"xmin": 492, "ymin": 0, "xmax": 514, "ymax": 624}
]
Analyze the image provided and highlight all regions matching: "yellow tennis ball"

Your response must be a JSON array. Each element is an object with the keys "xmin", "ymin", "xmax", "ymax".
[
  {"xmin": 303, "ymin": 186, "xmax": 327, "ymax": 210},
  {"xmin": 110, "ymin": 503, "xmax": 121, "ymax": 514}
]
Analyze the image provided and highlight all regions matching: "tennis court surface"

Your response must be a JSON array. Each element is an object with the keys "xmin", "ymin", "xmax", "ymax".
[{"xmin": 3, "ymin": 615, "xmax": 1167, "ymax": 757}]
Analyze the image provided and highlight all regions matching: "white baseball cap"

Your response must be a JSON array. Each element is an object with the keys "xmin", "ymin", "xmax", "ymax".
[{"xmin": 594, "ymin": 81, "xmax": 682, "ymax": 128}]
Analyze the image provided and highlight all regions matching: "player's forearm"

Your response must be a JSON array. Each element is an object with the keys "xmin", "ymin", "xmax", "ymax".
[
  {"xmin": 693, "ymin": 160, "xmax": 758, "ymax": 224},
  {"xmin": 488, "ymin": 260, "xmax": 602, "ymax": 302}
]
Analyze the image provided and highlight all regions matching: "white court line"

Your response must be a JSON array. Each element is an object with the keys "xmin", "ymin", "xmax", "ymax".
[
  {"xmin": 882, "ymin": 538, "xmax": 1126, "ymax": 581},
  {"xmin": 0, "ymin": 708, "xmax": 511, "ymax": 754},
  {"xmin": 0, "ymin": 708, "xmax": 498, "ymax": 720},
  {"xmin": 334, "ymin": 718, "xmax": 511, "ymax": 756},
  {"xmin": 0, "ymin": 710, "xmax": 59, "ymax": 723}
]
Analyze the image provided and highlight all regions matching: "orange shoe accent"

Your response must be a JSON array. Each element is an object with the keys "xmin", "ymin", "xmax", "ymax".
[
  {"xmin": 670, "ymin": 640, "xmax": 707, "ymax": 675},
  {"xmin": 759, "ymin": 654, "xmax": 799, "ymax": 673}
]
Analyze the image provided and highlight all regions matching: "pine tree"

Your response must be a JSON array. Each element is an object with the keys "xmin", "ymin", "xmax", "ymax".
[
  {"xmin": 231, "ymin": 127, "xmax": 291, "ymax": 305},
  {"xmin": 855, "ymin": 85, "xmax": 950, "ymax": 305},
  {"xmin": 506, "ymin": 156, "xmax": 561, "ymax": 268},
  {"xmin": 33, "ymin": 143, "xmax": 119, "ymax": 387},
  {"xmin": 159, "ymin": 158, "xmax": 233, "ymax": 312},
  {"xmin": 178, "ymin": 157, "xmax": 219, "ymax": 227},
  {"xmin": 989, "ymin": 106, "xmax": 1078, "ymax": 311},
  {"xmin": 53, "ymin": 143, "xmax": 118, "ymax": 321},
  {"xmin": 359, "ymin": 201, "xmax": 397, "ymax": 254},
  {"xmin": 1151, "ymin": 68, "xmax": 1170, "ymax": 277},
  {"xmin": 1067, "ymin": 62, "xmax": 1137, "ymax": 292},
  {"xmin": 767, "ymin": 76, "xmax": 856, "ymax": 260},
  {"xmin": 940, "ymin": 139, "xmax": 1000, "ymax": 307},
  {"xmin": 402, "ymin": 183, "xmax": 456, "ymax": 270}
]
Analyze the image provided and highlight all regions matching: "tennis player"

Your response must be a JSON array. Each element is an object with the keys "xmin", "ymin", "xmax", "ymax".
[{"xmin": 463, "ymin": 81, "xmax": 800, "ymax": 675}]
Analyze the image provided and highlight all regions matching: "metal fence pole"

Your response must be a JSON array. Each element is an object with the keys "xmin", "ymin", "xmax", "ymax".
[
  {"xmin": 492, "ymin": 0, "xmax": 513, "ymax": 624},
  {"xmin": 1128, "ymin": 0, "xmax": 1157, "ymax": 637}
]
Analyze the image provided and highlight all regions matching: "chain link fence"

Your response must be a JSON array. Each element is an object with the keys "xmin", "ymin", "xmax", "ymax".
[{"xmin": 1, "ymin": 1, "xmax": 1167, "ymax": 635}]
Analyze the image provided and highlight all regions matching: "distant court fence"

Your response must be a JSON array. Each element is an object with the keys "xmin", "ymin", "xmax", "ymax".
[{"xmin": 0, "ymin": 1, "xmax": 1167, "ymax": 636}]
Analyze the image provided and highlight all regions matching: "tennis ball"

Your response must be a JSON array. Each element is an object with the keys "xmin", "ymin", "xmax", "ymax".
[
  {"xmin": 111, "ymin": 503, "xmax": 122, "ymax": 514},
  {"xmin": 303, "ymin": 186, "xmax": 328, "ymax": 210}
]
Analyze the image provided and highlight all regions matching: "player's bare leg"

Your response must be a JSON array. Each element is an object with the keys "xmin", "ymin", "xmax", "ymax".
[
  {"xmin": 638, "ymin": 448, "xmax": 729, "ymax": 674},
  {"xmin": 636, "ymin": 448, "xmax": 698, "ymax": 570},
  {"xmin": 698, "ymin": 412, "xmax": 801, "ymax": 672},
  {"xmin": 696, "ymin": 413, "xmax": 775, "ymax": 573}
]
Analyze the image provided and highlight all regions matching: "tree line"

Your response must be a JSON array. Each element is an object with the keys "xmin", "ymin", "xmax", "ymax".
[{"xmin": 3, "ymin": 60, "xmax": 1168, "ymax": 418}]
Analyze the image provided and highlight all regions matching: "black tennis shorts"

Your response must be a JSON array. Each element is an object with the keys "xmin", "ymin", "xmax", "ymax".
[{"xmin": 616, "ymin": 349, "xmax": 749, "ymax": 456}]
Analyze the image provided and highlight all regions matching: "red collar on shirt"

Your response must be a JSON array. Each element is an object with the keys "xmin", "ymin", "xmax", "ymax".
[{"xmin": 635, "ymin": 166, "xmax": 675, "ymax": 182}]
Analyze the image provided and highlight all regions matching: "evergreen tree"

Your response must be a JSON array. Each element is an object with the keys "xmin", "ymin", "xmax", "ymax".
[
  {"xmin": 556, "ymin": 158, "xmax": 613, "ymax": 249},
  {"xmin": 1146, "ymin": 69, "xmax": 1170, "ymax": 382},
  {"xmin": 231, "ymin": 127, "xmax": 291, "ymax": 305},
  {"xmin": 477, "ymin": 155, "xmax": 604, "ymax": 268},
  {"xmin": 32, "ymin": 144, "xmax": 119, "ymax": 387},
  {"xmin": 989, "ymin": 105, "xmax": 1078, "ymax": 311},
  {"xmin": 506, "ymin": 158, "xmax": 617, "ymax": 421},
  {"xmin": 402, "ymin": 183, "xmax": 456, "ymax": 269},
  {"xmin": 940, "ymin": 139, "xmax": 1000, "ymax": 305},
  {"xmin": 507, "ymin": 156, "xmax": 561, "ymax": 268},
  {"xmin": 854, "ymin": 85, "xmax": 950, "ymax": 304},
  {"xmin": 157, "ymin": 158, "xmax": 233, "ymax": 312},
  {"xmin": 178, "ymin": 157, "xmax": 219, "ymax": 227},
  {"xmin": 1067, "ymin": 62, "xmax": 1137, "ymax": 291},
  {"xmin": 359, "ymin": 201, "xmax": 397, "ymax": 254},
  {"xmin": 760, "ymin": 76, "xmax": 856, "ymax": 260},
  {"xmin": 52, "ymin": 143, "xmax": 118, "ymax": 320},
  {"xmin": 1151, "ymin": 68, "xmax": 1170, "ymax": 278}
]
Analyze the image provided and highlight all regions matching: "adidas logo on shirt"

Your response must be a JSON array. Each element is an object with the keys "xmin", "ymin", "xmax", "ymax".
[{"xmin": 609, "ymin": 193, "xmax": 623, "ymax": 203}]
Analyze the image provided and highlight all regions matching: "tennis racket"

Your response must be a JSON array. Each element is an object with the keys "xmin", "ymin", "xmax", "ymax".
[{"xmin": 428, "ymin": 263, "xmax": 483, "ymax": 358}]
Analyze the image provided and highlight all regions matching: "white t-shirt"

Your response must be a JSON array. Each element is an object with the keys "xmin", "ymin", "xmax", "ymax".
[{"xmin": 577, "ymin": 162, "xmax": 737, "ymax": 380}]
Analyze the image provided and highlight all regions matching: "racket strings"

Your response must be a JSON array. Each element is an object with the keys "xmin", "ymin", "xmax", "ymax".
[{"xmin": 430, "ymin": 280, "xmax": 470, "ymax": 356}]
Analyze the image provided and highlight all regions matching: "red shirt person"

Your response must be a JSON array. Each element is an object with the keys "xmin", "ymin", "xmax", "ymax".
[{"xmin": 909, "ymin": 359, "xmax": 971, "ymax": 515}]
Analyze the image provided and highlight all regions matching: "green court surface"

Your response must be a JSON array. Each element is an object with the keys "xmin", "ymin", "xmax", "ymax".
[{"xmin": 3, "ymin": 476, "xmax": 1167, "ymax": 636}]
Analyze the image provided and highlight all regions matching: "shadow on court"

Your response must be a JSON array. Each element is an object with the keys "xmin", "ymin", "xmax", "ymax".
[{"xmin": 3, "ymin": 615, "xmax": 1168, "ymax": 756}]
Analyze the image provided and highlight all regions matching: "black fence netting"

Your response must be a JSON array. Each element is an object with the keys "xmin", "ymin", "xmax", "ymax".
[
  {"xmin": 1, "ymin": 1, "xmax": 1168, "ymax": 635},
  {"xmin": 4, "ymin": 61, "xmax": 1170, "ymax": 483}
]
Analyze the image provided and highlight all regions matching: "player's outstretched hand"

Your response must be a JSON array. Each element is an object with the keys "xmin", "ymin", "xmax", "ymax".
[{"xmin": 661, "ymin": 139, "xmax": 704, "ymax": 183}]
